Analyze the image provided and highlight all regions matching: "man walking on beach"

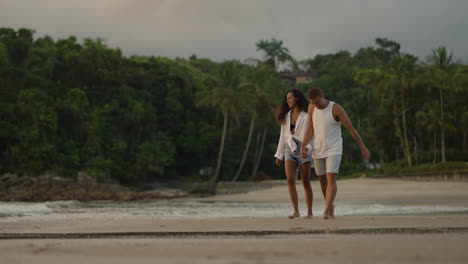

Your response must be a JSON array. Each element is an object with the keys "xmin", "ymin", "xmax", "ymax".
[{"xmin": 301, "ymin": 87, "xmax": 370, "ymax": 219}]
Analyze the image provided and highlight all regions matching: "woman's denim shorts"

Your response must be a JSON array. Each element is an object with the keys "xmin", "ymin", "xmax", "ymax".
[{"xmin": 284, "ymin": 139, "xmax": 313, "ymax": 165}]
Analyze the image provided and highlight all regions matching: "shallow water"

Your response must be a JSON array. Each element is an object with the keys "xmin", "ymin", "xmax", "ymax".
[{"xmin": 1, "ymin": 200, "xmax": 467, "ymax": 222}]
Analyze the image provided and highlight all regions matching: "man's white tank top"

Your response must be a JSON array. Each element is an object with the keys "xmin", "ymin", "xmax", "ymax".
[{"xmin": 312, "ymin": 101, "xmax": 343, "ymax": 158}]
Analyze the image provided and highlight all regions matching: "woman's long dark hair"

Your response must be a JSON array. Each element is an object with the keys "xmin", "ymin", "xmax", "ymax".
[{"xmin": 276, "ymin": 89, "xmax": 308, "ymax": 124}]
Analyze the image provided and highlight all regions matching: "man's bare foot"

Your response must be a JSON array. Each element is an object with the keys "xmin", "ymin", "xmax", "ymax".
[
  {"xmin": 323, "ymin": 209, "xmax": 332, "ymax": 219},
  {"xmin": 304, "ymin": 215, "xmax": 313, "ymax": 219},
  {"xmin": 288, "ymin": 212, "xmax": 300, "ymax": 219},
  {"xmin": 329, "ymin": 205, "xmax": 336, "ymax": 219}
]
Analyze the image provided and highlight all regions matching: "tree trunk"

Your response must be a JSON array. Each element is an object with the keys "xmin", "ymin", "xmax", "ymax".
[
  {"xmin": 401, "ymin": 88, "xmax": 412, "ymax": 167},
  {"xmin": 440, "ymin": 87, "xmax": 446, "ymax": 163},
  {"xmin": 379, "ymin": 149, "xmax": 384, "ymax": 165},
  {"xmin": 433, "ymin": 132, "xmax": 437, "ymax": 164},
  {"xmin": 232, "ymin": 110, "xmax": 256, "ymax": 181},
  {"xmin": 251, "ymin": 127, "xmax": 268, "ymax": 179},
  {"xmin": 210, "ymin": 111, "xmax": 229, "ymax": 184},
  {"xmin": 251, "ymin": 133, "xmax": 261, "ymax": 178},
  {"xmin": 463, "ymin": 127, "xmax": 467, "ymax": 153},
  {"xmin": 413, "ymin": 136, "xmax": 418, "ymax": 165},
  {"xmin": 393, "ymin": 104, "xmax": 405, "ymax": 163}
]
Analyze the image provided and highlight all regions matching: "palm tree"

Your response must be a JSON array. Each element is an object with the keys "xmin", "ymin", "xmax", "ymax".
[
  {"xmin": 251, "ymin": 126, "xmax": 268, "ymax": 179},
  {"xmin": 459, "ymin": 67, "xmax": 468, "ymax": 152},
  {"xmin": 249, "ymin": 67, "xmax": 286, "ymax": 180},
  {"xmin": 356, "ymin": 53, "xmax": 418, "ymax": 167},
  {"xmin": 197, "ymin": 61, "xmax": 245, "ymax": 183},
  {"xmin": 427, "ymin": 47, "xmax": 458, "ymax": 163},
  {"xmin": 387, "ymin": 54, "xmax": 418, "ymax": 167},
  {"xmin": 256, "ymin": 38, "xmax": 292, "ymax": 71},
  {"xmin": 232, "ymin": 62, "xmax": 277, "ymax": 182},
  {"xmin": 416, "ymin": 103, "xmax": 441, "ymax": 163}
]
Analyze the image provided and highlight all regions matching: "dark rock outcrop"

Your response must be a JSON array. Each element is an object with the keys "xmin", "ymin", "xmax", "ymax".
[{"xmin": 0, "ymin": 172, "xmax": 188, "ymax": 202}]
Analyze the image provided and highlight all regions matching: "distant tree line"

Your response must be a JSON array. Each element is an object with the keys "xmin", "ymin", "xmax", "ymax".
[{"xmin": 0, "ymin": 28, "xmax": 466, "ymax": 183}]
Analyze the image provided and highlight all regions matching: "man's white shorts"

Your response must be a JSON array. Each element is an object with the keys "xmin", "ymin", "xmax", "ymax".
[{"xmin": 313, "ymin": 154, "xmax": 342, "ymax": 176}]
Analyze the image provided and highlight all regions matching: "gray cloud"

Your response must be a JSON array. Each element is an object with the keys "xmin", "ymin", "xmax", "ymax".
[{"xmin": 1, "ymin": 0, "xmax": 467, "ymax": 62}]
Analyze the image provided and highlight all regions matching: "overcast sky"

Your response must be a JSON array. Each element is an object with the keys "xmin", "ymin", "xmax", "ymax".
[{"xmin": 1, "ymin": 0, "xmax": 467, "ymax": 62}]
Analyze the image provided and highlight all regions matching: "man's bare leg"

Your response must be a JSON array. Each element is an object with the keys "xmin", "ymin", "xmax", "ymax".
[
  {"xmin": 324, "ymin": 173, "xmax": 337, "ymax": 219},
  {"xmin": 318, "ymin": 175, "xmax": 327, "ymax": 198},
  {"xmin": 318, "ymin": 175, "xmax": 335, "ymax": 218},
  {"xmin": 285, "ymin": 160, "xmax": 300, "ymax": 219},
  {"xmin": 300, "ymin": 162, "xmax": 313, "ymax": 218}
]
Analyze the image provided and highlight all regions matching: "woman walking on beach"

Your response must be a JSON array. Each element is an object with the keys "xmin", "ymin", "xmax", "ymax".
[{"xmin": 274, "ymin": 89, "xmax": 314, "ymax": 219}]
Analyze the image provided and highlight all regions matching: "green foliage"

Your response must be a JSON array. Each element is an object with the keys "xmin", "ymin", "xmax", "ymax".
[
  {"xmin": 0, "ymin": 28, "xmax": 218, "ymax": 182},
  {"xmin": 7, "ymin": 88, "xmax": 58, "ymax": 175},
  {"xmin": 135, "ymin": 133, "xmax": 175, "ymax": 177},
  {"xmin": 256, "ymin": 38, "xmax": 292, "ymax": 71},
  {"xmin": 0, "ymin": 27, "xmax": 466, "ymax": 183}
]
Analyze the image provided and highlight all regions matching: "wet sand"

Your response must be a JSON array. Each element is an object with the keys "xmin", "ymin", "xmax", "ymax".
[
  {"xmin": 1, "ymin": 214, "xmax": 468, "ymax": 234},
  {"xmin": 2, "ymin": 234, "xmax": 468, "ymax": 264},
  {"xmin": 1, "ymin": 178, "xmax": 468, "ymax": 263}
]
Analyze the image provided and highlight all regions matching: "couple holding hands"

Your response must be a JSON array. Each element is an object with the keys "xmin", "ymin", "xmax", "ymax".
[{"xmin": 274, "ymin": 88, "xmax": 371, "ymax": 219}]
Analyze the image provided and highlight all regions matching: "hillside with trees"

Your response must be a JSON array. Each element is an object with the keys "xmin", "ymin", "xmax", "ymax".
[{"xmin": 1, "ymin": 28, "xmax": 467, "ymax": 184}]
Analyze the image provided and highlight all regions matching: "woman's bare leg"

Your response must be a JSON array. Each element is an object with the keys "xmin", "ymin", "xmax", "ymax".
[
  {"xmin": 300, "ymin": 162, "xmax": 313, "ymax": 218},
  {"xmin": 285, "ymin": 160, "xmax": 299, "ymax": 219}
]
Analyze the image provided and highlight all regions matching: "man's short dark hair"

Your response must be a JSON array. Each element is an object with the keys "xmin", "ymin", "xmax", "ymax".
[{"xmin": 308, "ymin": 87, "xmax": 324, "ymax": 99}]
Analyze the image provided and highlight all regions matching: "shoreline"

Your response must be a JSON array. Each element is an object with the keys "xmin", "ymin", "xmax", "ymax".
[
  {"xmin": 3, "ymin": 226, "xmax": 468, "ymax": 239},
  {"xmin": 2, "ymin": 214, "xmax": 467, "ymax": 233}
]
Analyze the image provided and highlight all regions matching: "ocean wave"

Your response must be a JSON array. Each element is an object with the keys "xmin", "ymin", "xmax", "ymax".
[
  {"xmin": 338, "ymin": 204, "xmax": 468, "ymax": 216},
  {"xmin": 0, "ymin": 201, "xmax": 467, "ymax": 220},
  {"xmin": 0, "ymin": 202, "xmax": 52, "ymax": 217},
  {"xmin": 43, "ymin": 200, "xmax": 82, "ymax": 209}
]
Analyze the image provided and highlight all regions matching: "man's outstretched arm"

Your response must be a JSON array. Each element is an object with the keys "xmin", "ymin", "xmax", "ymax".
[{"xmin": 335, "ymin": 104, "xmax": 371, "ymax": 160}]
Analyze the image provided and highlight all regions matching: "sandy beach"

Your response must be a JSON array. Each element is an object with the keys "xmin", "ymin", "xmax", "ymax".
[{"xmin": 1, "ymin": 178, "xmax": 468, "ymax": 263}]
